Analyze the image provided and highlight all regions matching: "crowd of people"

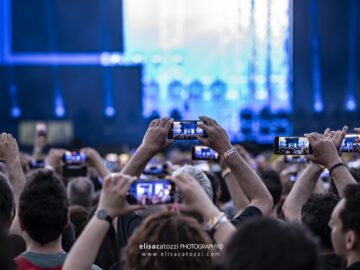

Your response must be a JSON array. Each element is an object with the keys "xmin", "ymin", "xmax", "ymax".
[{"xmin": 1, "ymin": 116, "xmax": 360, "ymax": 270}]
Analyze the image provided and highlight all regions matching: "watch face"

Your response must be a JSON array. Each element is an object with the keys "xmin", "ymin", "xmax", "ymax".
[{"xmin": 97, "ymin": 209, "xmax": 107, "ymax": 220}]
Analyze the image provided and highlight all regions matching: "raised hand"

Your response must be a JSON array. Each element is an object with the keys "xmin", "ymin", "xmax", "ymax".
[
  {"xmin": 305, "ymin": 132, "xmax": 342, "ymax": 169},
  {"xmin": 196, "ymin": 116, "xmax": 232, "ymax": 155},
  {"xmin": 98, "ymin": 173, "xmax": 145, "ymax": 218},
  {"xmin": 141, "ymin": 117, "xmax": 174, "ymax": 155},
  {"xmin": 0, "ymin": 133, "xmax": 20, "ymax": 163}
]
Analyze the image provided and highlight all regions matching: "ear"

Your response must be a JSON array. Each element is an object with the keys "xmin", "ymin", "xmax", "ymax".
[{"xmin": 345, "ymin": 230, "xmax": 357, "ymax": 250}]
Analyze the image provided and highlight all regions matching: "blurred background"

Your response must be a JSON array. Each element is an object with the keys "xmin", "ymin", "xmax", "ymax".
[{"xmin": 0, "ymin": 0, "xmax": 359, "ymax": 151}]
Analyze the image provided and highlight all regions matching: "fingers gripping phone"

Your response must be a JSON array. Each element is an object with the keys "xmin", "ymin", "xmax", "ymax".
[
  {"xmin": 168, "ymin": 121, "xmax": 207, "ymax": 140},
  {"xmin": 274, "ymin": 137, "xmax": 313, "ymax": 155},
  {"xmin": 127, "ymin": 179, "xmax": 175, "ymax": 205}
]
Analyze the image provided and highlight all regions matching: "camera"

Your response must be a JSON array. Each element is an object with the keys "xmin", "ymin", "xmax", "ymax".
[
  {"xmin": 29, "ymin": 160, "xmax": 46, "ymax": 169},
  {"xmin": 340, "ymin": 134, "xmax": 360, "ymax": 152},
  {"xmin": 192, "ymin": 146, "xmax": 219, "ymax": 161},
  {"xmin": 274, "ymin": 136, "xmax": 313, "ymax": 155},
  {"xmin": 62, "ymin": 151, "xmax": 87, "ymax": 177},
  {"xmin": 127, "ymin": 179, "xmax": 175, "ymax": 205},
  {"xmin": 168, "ymin": 120, "xmax": 207, "ymax": 140}
]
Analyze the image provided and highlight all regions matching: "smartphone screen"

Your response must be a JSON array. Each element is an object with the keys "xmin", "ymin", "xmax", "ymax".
[
  {"xmin": 127, "ymin": 179, "xmax": 175, "ymax": 205},
  {"xmin": 284, "ymin": 155, "xmax": 307, "ymax": 164},
  {"xmin": 168, "ymin": 121, "xmax": 206, "ymax": 140},
  {"xmin": 274, "ymin": 137, "xmax": 313, "ymax": 155},
  {"xmin": 192, "ymin": 146, "xmax": 219, "ymax": 161},
  {"xmin": 340, "ymin": 134, "xmax": 360, "ymax": 152},
  {"xmin": 63, "ymin": 151, "xmax": 87, "ymax": 165},
  {"xmin": 29, "ymin": 160, "xmax": 46, "ymax": 169}
]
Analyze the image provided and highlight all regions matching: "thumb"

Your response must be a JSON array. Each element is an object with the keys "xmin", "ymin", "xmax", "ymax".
[
  {"xmin": 165, "ymin": 139, "xmax": 174, "ymax": 148},
  {"xmin": 305, "ymin": 155, "xmax": 316, "ymax": 163}
]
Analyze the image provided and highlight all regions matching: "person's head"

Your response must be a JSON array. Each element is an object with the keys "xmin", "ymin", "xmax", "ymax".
[
  {"xmin": 173, "ymin": 165, "xmax": 213, "ymax": 202},
  {"xmin": 302, "ymin": 193, "xmax": 340, "ymax": 251},
  {"xmin": 19, "ymin": 169, "xmax": 69, "ymax": 246},
  {"xmin": 204, "ymin": 171, "xmax": 221, "ymax": 205},
  {"xmin": 123, "ymin": 211, "xmax": 214, "ymax": 270},
  {"xmin": 0, "ymin": 173, "xmax": 14, "ymax": 228},
  {"xmin": 0, "ymin": 224, "xmax": 16, "ymax": 270},
  {"xmin": 223, "ymin": 218, "xmax": 320, "ymax": 270},
  {"xmin": 67, "ymin": 177, "xmax": 94, "ymax": 208},
  {"xmin": 69, "ymin": 205, "xmax": 89, "ymax": 238},
  {"xmin": 260, "ymin": 170, "xmax": 282, "ymax": 207},
  {"xmin": 329, "ymin": 184, "xmax": 360, "ymax": 262}
]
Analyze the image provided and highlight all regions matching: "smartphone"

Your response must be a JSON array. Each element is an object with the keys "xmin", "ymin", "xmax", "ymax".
[
  {"xmin": 192, "ymin": 146, "xmax": 219, "ymax": 161},
  {"xmin": 168, "ymin": 121, "xmax": 207, "ymax": 140},
  {"xmin": 127, "ymin": 179, "xmax": 175, "ymax": 205},
  {"xmin": 340, "ymin": 134, "xmax": 360, "ymax": 152},
  {"xmin": 63, "ymin": 151, "xmax": 87, "ymax": 165},
  {"xmin": 29, "ymin": 160, "xmax": 46, "ymax": 169},
  {"xmin": 274, "ymin": 136, "xmax": 313, "ymax": 155},
  {"xmin": 143, "ymin": 165, "xmax": 166, "ymax": 176},
  {"xmin": 284, "ymin": 155, "xmax": 307, "ymax": 164}
]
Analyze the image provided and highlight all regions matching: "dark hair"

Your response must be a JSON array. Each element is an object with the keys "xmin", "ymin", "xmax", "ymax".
[
  {"xmin": 340, "ymin": 184, "xmax": 360, "ymax": 234},
  {"xmin": 67, "ymin": 177, "xmax": 94, "ymax": 208},
  {"xmin": 0, "ymin": 173, "xmax": 14, "ymax": 226},
  {"xmin": 19, "ymin": 169, "xmax": 69, "ymax": 246},
  {"xmin": 260, "ymin": 170, "xmax": 283, "ymax": 206},
  {"xmin": 123, "ymin": 211, "xmax": 214, "ymax": 270},
  {"xmin": 301, "ymin": 193, "xmax": 340, "ymax": 250},
  {"xmin": 204, "ymin": 171, "xmax": 220, "ymax": 205},
  {"xmin": 0, "ymin": 224, "xmax": 16, "ymax": 270},
  {"xmin": 222, "ymin": 218, "xmax": 321, "ymax": 270}
]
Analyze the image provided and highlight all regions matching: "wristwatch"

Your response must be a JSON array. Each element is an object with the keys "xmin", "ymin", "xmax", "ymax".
[{"xmin": 96, "ymin": 209, "xmax": 113, "ymax": 226}]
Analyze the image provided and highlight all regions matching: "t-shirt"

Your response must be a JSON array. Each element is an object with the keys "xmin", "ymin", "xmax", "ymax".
[
  {"xmin": 321, "ymin": 254, "xmax": 343, "ymax": 270},
  {"xmin": 15, "ymin": 251, "xmax": 102, "ymax": 270},
  {"xmin": 117, "ymin": 212, "xmax": 143, "ymax": 250},
  {"xmin": 231, "ymin": 205, "xmax": 263, "ymax": 228},
  {"xmin": 346, "ymin": 262, "xmax": 360, "ymax": 270}
]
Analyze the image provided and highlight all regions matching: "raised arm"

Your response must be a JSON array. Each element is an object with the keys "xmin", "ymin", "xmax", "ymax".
[
  {"xmin": 305, "ymin": 126, "xmax": 356, "ymax": 197},
  {"xmin": 220, "ymin": 145, "xmax": 253, "ymax": 212},
  {"xmin": 172, "ymin": 173, "xmax": 236, "ymax": 246},
  {"xmin": 282, "ymin": 163, "xmax": 323, "ymax": 221},
  {"xmin": 0, "ymin": 133, "xmax": 26, "ymax": 204},
  {"xmin": 197, "ymin": 116, "xmax": 273, "ymax": 216},
  {"xmin": 121, "ymin": 117, "xmax": 173, "ymax": 177},
  {"xmin": 81, "ymin": 147, "xmax": 110, "ymax": 179},
  {"xmin": 63, "ymin": 173, "xmax": 145, "ymax": 270}
]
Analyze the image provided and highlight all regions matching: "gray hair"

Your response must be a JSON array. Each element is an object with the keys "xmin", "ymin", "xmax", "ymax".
[
  {"xmin": 172, "ymin": 165, "xmax": 213, "ymax": 203},
  {"xmin": 67, "ymin": 177, "xmax": 94, "ymax": 209}
]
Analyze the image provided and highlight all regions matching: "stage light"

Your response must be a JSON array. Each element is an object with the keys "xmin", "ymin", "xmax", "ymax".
[
  {"xmin": 131, "ymin": 53, "xmax": 144, "ymax": 64},
  {"xmin": 55, "ymin": 106, "xmax": 65, "ymax": 118},
  {"xmin": 10, "ymin": 107, "xmax": 21, "ymax": 118},
  {"xmin": 225, "ymin": 90, "xmax": 239, "ymax": 101},
  {"xmin": 104, "ymin": 106, "xmax": 115, "ymax": 117},
  {"xmin": 314, "ymin": 101, "xmax": 323, "ymax": 112},
  {"xmin": 346, "ymin": 99, "xmax": 356, "ymax": 111}
]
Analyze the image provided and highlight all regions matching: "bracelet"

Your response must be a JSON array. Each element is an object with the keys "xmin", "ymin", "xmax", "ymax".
[
  {"xmin": 221, "ymin": 168, "xmax": 232, "ymax": 178},
  {"xmin": 221, "ymin": 147, "xmax": 236, "ymax": 160},
  {"xmin": 309, "ymin": 161, "xmax": 325, "ymax": 171},
  {"xmin": 329, "ymin": 163, "xmax": 346, "ymax": 177},
  {"xmin": 204, "ymin": 212, "xmax": 227, "ymax": 231}
]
